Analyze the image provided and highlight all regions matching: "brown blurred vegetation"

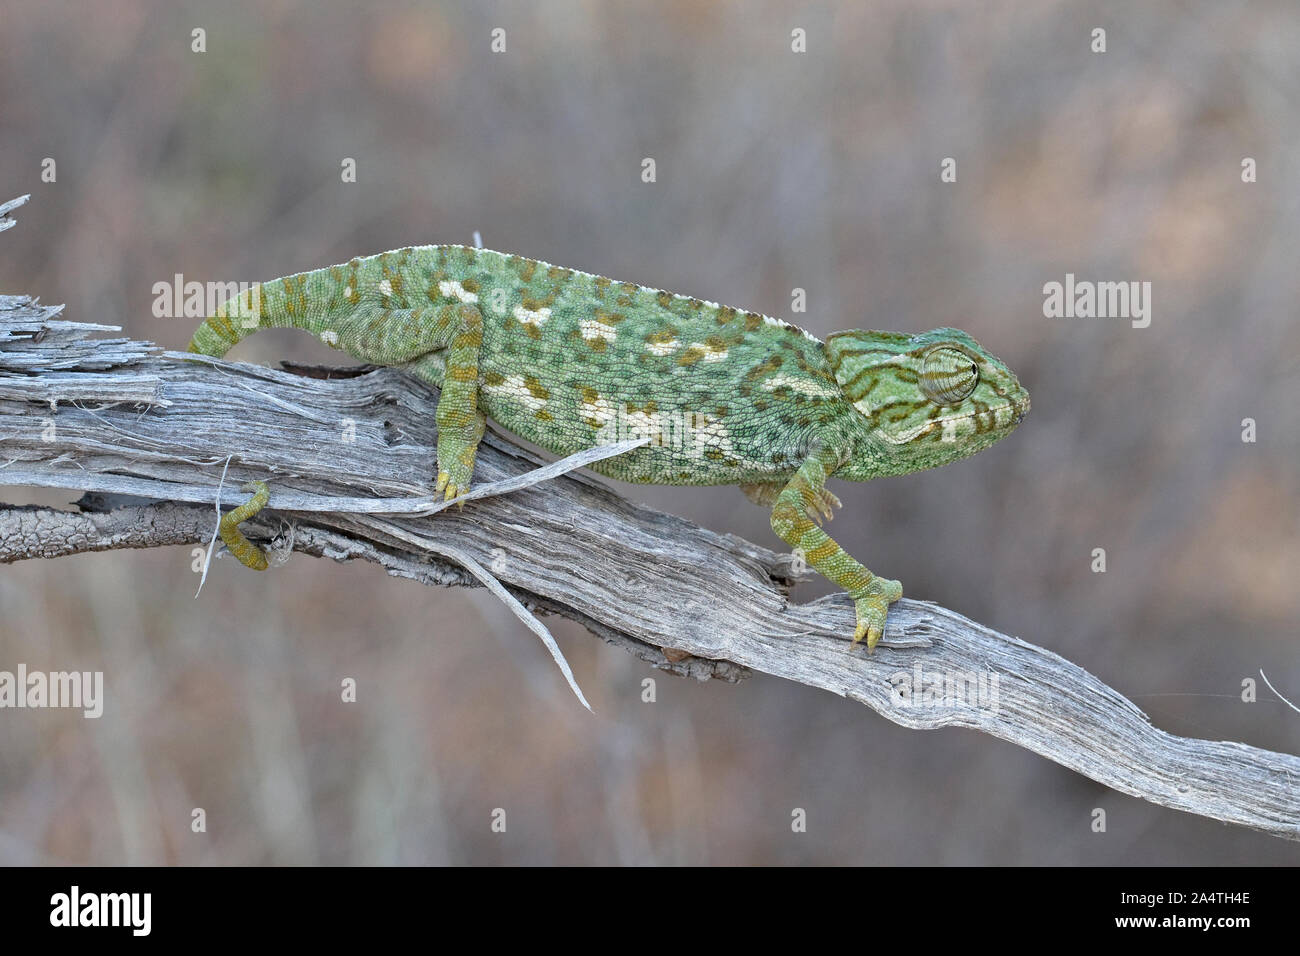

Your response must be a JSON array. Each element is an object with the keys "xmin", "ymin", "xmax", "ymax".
[{"xmin": 0, "ymin": 0, "xmax": 1296, "ymax": 863}]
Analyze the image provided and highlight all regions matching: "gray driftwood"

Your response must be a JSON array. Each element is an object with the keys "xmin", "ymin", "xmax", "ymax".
[{"xmin": 1, "ymin": 199, "xmax": 1297, "ymax": 840}]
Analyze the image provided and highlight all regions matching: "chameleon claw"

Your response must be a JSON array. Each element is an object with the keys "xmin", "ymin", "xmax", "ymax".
[
  {"xmin": 851, "ymin": 621, "xmax": 879, "ymax": 654},
  {"xmin": 803, "ymin": 488, "xmax": 841, "ymax": 525},
  {"xmin": 851, "ymin": 576, "xmax": 903, "ymax": 652},
  {"xmin": 435, "ymin": 468, "xmax": 471, "ymax": 501}
]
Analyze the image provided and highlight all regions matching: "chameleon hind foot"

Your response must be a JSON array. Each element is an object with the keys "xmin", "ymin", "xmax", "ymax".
[
  {"xmin": 434, "ymin": 410, "xmax": 485, "ymax": 501},
  {"xmin": 435, "ymin": 469, "xmax": 470, "ymax": 501},
  {"xmin": 742, "ymin": 482, "xmax": 841, "ymax": 524},
  {"xmin": 218, "ymin": 480, "xmax": 271, "ymax": 570},
  {"xmin": 852, "ymin": 576, "xmax": 903, "ymax": 651}
]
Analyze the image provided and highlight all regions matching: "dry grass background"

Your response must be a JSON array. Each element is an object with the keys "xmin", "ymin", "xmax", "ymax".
[{"xmin": 0, "ymin": 0, "xmax": 1297, "ymax": 863}]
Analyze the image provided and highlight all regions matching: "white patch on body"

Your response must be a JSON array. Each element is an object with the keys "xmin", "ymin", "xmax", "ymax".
[
  {"xmin": 584, "ymin": 395, "xmax": 616, "ymax": 427},
  {"xmin": 320, "ymin": 330, "xmax": 340, "ymax": 347},
  {"xmin": 439, "ymin": 279, "xmax": 479, "ymax": 304},
  {"xmin": 686, "ymin": 415, "xmax": 736, "ymax": 459},
  {"xmin": 377, "ymin": 279, "xmax": 393, "ymax": 296},
  {"xmin": 512, "ymin": 304, "xmax": 552, "ymax": 327},
  {"xmin": 483, "ymin": 374, "xmax": 547, "ymax": 413},
  {"xmin": 763, "ymin": 374, "xmax": 839, "ymax": 397},
  {"xmin": 646, "ymin": 338, "xmax": 679, "ymax": 356},
  {"xmin": 580, "ymin": 319, "xmax": 618, "ymax": 343}
]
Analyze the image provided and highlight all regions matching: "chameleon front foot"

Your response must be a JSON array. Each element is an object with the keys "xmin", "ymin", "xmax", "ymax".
[
  {"xmin": 851, "ymin": 576, "xmax": 903, "ymax": 651},
  {"xmin": 218, "ymin": 480, "xmax": 271, "ymax": 571}
]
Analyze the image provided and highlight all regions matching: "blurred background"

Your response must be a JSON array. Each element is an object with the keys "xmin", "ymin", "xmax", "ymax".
[{"xmin": 1, "ymin": 0, "xmax": 1297, "ymax": 864}]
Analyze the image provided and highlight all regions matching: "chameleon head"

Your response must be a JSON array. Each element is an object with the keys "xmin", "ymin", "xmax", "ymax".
[{"xmin": 824, "ymin": 327, "xmax": 1030, "ymax": 478}]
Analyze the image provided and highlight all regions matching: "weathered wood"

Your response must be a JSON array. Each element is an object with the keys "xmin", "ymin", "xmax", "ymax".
[{"xmin": 1, "ymin": 254, "xmax": 1297, "ymax": 839}]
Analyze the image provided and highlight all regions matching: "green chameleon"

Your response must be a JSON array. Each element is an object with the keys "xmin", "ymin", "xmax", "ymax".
[{"xmin": 188, "ymin": 246, "xmax": 1029, "ymax": 649}]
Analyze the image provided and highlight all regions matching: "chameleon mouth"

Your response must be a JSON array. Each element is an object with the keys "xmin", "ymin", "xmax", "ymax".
[{"xmin": 883, "ymin": 398, "xmax": 1027, "ymax": 445}]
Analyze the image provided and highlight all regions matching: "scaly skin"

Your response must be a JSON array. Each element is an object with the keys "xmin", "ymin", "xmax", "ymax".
[{"xmin": 188, "ymin": 246, "xmax": 1029, "ymax": 648}]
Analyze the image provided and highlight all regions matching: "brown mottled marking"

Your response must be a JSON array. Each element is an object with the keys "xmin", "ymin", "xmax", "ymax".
[
  {"xmin": 520, "ymin": 293, "xmax": 554, "ymax": 311},
  {"xmin": 523, "ymin": 375, "xmax": 550, "ymax": 399},
  {"xmin": 745, "ymin": 355, "xmax": 783, "ymax": 379}
]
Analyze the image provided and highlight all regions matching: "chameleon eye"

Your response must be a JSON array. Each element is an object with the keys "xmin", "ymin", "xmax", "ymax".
[{"xmin": 920, "ymin": 347, "xmax": 979, "ymax": 405}]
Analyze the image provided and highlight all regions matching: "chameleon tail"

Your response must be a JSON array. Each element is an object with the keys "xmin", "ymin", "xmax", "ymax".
[
  {"xmin": 187, "ymin": 282, "xmax": 268, "ymax": 356},
  {"xmin": 186, "ymin": 274, "xmax": 316, "ymax": 356}
]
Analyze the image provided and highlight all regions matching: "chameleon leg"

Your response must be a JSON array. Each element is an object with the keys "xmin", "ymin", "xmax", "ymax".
[
  {"xmin": 218, "ymin": 480, "xmax": 271, "ymax": 571},
  {"xmin": 398, "ymin": 309, "xmax": 486, "ymax": 500},
  {"xmin": 334, "ymin": 301, "xmax": 486, "ymax": 500},
  {"xmin": 432, "ymin": 304, "xmax": 485, "ymax": 498},
  {"xmin": 769, "ymin": 450, "xmax": 901, "ymax": 650}
]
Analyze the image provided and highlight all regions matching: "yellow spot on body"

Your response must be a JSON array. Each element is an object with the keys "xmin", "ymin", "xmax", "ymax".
[
  {"xmin": 688, "ymin": 341, "xmax": 728, "ymax": 363},
  {"xmin": 439, "ymin": 279, "xmax": 479, "ymax": 304}
]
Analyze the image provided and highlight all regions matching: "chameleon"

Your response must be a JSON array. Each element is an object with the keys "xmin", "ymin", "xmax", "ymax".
[{"xmin": 187, "ymin": 245, "xmax": 1029, "ymax": 649}]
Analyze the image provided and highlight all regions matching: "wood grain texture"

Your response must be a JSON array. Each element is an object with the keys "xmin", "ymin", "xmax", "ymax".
[{"xmin": 2, "ymin": 288, "xmax": 1298, "ymax": 841}]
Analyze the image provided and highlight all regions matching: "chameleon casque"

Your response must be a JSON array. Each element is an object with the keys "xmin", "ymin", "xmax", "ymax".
[{"xmin": 188, "ymin": 245, "xmax": 1029, "ymax": 648}]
